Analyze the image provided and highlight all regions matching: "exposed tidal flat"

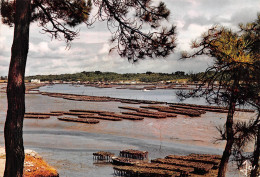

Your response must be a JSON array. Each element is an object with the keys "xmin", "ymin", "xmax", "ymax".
[{"xmin": 0, "ymin": 84, "xmax": 256, "ymax": 176}]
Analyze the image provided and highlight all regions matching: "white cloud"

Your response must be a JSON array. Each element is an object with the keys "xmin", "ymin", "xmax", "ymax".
[
  {"xmin": 75, "ymin": 31, "xmax": 111, "ymax": 44},
  {"xmin": 30, "ymin": 42, "xmax": 51, "ymax": 54},
  {"xmin": 98, "ymin": 43, "xmax": 110, "ymax": 54},
  {"xmin": 187, "ymin": 10, "xmax": 201, "ymax": 18},
  {"xmin": 0, "ymin": 37, "xmax": 7, "ymax": 52}
]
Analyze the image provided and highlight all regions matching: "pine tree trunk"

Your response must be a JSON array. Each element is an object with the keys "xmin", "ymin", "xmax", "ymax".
[
  {"xmin": 4, "ymin": 0, "xmax": 31, "ymax": 176},
  {"xmin": 218, "ymin": 77, "xmax": 238, "ymax": 177},
  {"xmin": 217, "ymin": 100, "xmax": 236, "ymax": 177},
  {"xmin": 250, "ymin": 124, "xmax": 260, "ymax": 177}
]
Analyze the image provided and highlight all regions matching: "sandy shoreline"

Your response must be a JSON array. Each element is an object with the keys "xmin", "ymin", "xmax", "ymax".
[
  {"xmin": 0, "ymin": 148, "xmax": 5, "ymax": 176},
  {"xmin": 0, "ymin": 147, "xmax": 58, "ymax": 177}
]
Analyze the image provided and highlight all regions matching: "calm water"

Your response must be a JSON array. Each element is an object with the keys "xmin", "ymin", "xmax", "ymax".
[
  {"xmin": 0, "ymin": 84, "xmax": 251, "ymax": 176},
  {"xmin": 39, "ymin": 84, "xmax": 208, "ymax": 105}
]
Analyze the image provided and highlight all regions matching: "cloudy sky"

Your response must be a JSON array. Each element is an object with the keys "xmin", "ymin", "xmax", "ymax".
[{"xmin": 0, "ymin": 0, "xmax": 259, "ymax": 76}]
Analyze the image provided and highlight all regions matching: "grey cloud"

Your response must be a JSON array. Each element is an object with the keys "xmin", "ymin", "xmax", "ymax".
[
  {"xmin": 25, "ymin": 49, "xmax": 213, "ymax": 76},
  {"xmin": 27, "ymin": 54, "xmax": 64, "ymax": 60},
  {"xmin": 199, "ymin": 0, "xmax": 232, "ymax": 10},
  {"xmin": 182, "ymin": 15, "xmax": 229, "ymax": 30},
  {"xmin": 230, "ymin": 8, "xmax": 259, "ymax": 25},
  {"xmin": 180, "ymin": 0, "xmax": 259, "ymax": 31},
  {"xmin": 0, "ymin": 50, "xmax": 11, "ymax": 58},
  {"xmin": 0, "ymin": 59, "xmax": 9, "ymax": 67},
  {"xmin": 79, "ymin": 20, "xmax": 108, "ymax": 33},
  {"xmin": 30, "ymin": 37, "xmax": 48, "ymax": 44}
]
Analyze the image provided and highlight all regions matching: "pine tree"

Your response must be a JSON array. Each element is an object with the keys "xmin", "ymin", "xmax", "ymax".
[{"xmin": 180, "ymin": 15, "xmax": 260, "ymax": 177}]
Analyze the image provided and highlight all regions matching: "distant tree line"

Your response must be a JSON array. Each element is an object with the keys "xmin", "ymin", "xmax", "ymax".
[
  {"xmin": 0, "ymin": 76, "xmax": 7, "ymax": 80},
  {"xmin": 25, "ymin": 71, "xmax": 192, "ymax": 83}
]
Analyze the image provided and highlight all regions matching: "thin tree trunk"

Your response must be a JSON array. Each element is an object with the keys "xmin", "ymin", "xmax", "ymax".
[
  {"xmin": 218, "ymin": 77, "xmax": 238, "ymax": 177},
  {"xmin": 4, "ymin": 0, "xmax": 31, "ymax": 176},
  {"xmin": 217, "ymin": 99, "xmax": 236, "ymax": 177},
  {"xmin": 250, "ymin": 124, "xmax": 260, "ymax": 177}
]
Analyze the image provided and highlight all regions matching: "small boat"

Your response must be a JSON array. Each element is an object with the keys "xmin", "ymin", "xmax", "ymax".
[{"xmin": 142, "ymin": 89, "xmax": 150, "ymax": 92}]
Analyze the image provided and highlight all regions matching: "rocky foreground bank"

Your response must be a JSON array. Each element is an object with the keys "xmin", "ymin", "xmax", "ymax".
[{"xmin": 0, "ymin": 147, "xmax": 59, "ymax": 177}]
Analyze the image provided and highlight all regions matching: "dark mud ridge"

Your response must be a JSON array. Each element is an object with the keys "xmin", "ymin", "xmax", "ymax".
[{"xmin": 25, "ymin": 101, "xmax": 254, "ymax": 125}]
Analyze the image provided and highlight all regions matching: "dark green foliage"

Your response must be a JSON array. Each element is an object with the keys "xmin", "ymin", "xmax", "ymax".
[
  {"xmin": 239, "ymin": 14, "xmax": 260, "ymax": 61},
  {"xmin": 232, "ymin": 117, "xmax": 259, "ymax": 167},
  {"xmin": 1, "ymin": 0, "xmax": 92, "ymax": 43},
  {"xmin": 0, "ymin": 0, "xmax": 15, "ymax": 26},
  {"xmin": 25, "ymin": 71, "xmax": 190, "ymax": 83}
]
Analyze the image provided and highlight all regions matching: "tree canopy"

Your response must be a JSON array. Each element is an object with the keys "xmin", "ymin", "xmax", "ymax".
[{"xmin": 1, "ymin": 0, "xmax": 176, "ymax": 60}]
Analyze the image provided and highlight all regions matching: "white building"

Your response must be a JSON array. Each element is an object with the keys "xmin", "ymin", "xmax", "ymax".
[{"xmin": 31, "ymin": 79, "xmax": 41, "ymax": 83}]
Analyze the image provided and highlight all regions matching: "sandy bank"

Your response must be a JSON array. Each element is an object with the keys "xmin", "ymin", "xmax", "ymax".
[{"xmin": 0, "ymin": 147, "xmax": 58, "ymax": 177}]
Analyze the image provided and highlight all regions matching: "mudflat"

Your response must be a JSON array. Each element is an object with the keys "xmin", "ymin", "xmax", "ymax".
[{"xmin": 0, "ymin": 84, "xmax": 256, "ymax": 176}]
